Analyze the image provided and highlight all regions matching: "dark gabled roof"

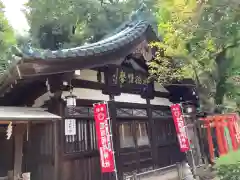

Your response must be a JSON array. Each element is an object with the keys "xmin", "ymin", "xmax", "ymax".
[{"xmin": 0, "ymin": 20, "xmax": 157, "ymax": 97}]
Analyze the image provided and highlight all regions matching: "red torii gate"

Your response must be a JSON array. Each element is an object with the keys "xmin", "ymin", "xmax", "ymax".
[{"xmin": 200, "ymin": 113, "xmax": 240, "ymax": 162}]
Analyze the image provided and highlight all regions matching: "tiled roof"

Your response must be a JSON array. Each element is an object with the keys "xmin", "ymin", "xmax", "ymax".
[{"xmin": 19, "ymin": 20, "xmax": 150, "ymax": 60}]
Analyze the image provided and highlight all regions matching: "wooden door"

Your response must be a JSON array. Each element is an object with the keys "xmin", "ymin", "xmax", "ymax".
[
  {"xmin": 154, "ymin": 118, "xmax": 185, "ymax": 167},
  {"xmin": 117, "ymin": 120, "xmax": 153, "ymax": 176}
]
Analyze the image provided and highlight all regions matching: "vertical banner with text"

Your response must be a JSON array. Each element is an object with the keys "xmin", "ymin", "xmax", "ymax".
[
  {"xmin": 93, "ymin": 102, "xmax": 115, "ymax": 173},
  {"xmin": 170, "ymin": 104, "xmax": 190, "ymax": 152}
]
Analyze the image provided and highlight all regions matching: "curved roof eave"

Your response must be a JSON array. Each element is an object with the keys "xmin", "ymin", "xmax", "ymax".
[
  {"xmin": 0, "ymin": 20, "xmax": 157, "ymax": 97},
  {"xmin": 21, "ymin": 20, "xmax": 151, "ymax": 62}
]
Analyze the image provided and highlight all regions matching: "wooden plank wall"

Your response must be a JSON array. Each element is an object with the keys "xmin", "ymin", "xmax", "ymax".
[
  {"xmin": 59, "ymin": 100, "xmax": 185, "ymax": 180},
  {"xmin": 23, "ymin": 123, "xmax": 54, "ymax": 180},
  {"xmin": 0, "ymin": 129, "xmax": 14, "ymax": 177}
]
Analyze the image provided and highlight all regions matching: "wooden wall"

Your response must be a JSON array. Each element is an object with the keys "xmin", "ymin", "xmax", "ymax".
[
  {"xmin": 58, "ymin": 99, "xmax": 185, "ymax": 180},
  {"xmin": 0, "ymin": 129, "xmax": 14, "ymax": 177},
  {"xmin": 23, "ymin": 123, "xmax": 55, "ymax": 180}
]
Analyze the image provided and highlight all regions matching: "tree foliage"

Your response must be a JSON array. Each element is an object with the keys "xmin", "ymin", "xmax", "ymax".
[
  {"xmin": 149, "ymin": 0, "xmax": 198, "ymax": 84},
  {"xmin": 0, "ymin": 1, "xmax": 17, "ymax": 73},
  {"xmin": 150, "ymin": 0, "xmax": 240, "ymax": 111},
  {"xmin": 24, "ymin": 0, "xmax": 156, "ymax": 50}
]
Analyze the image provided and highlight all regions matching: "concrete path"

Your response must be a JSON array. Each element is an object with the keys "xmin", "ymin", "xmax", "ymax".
[{"xmin": 138, "ymin": 169, "xmax": 179, "ymax": 180}]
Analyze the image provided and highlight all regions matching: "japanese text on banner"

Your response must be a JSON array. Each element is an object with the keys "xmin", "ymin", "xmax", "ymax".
[
  {"xmin": 170, "ymin": 104, "xmax": 190, "ymax": 152},
  {"xmin": 94, "ymin": 103, "xmax": 115, "ymax": 173}
]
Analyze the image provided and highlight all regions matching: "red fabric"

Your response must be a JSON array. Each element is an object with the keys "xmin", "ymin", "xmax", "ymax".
[
  {"xmin": 94, "ymin": 103, "xmax": 115, "ymax": 173},
  {"xmin": 170, "ymin": 104, "xmax": 190, "ymax": 152}
]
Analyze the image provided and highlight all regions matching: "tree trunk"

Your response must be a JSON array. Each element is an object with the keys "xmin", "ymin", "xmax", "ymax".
[
  {"xmin": 214, "ymin": 50, "xmax": 229, "ymax": 113},
  {"xmin": 214, "ymin": 77, "xmax": 227, "ymax": 113}
]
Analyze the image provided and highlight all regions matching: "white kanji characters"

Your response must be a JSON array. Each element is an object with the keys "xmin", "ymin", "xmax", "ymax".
[
  {"xmin": 101, "ymin": 136, "xmax": 107, "ymax": 145},
  {"xmin": 177, "ymin": 120, "xmax": 184, "ymax": 129},
  {"xmin": 178, "ymin": 134, "xmax": 188, "ymax": 149},
  {"xmin": 102, "ymin": 144, "xmax": 108, "ymax": 150},
  {"xmin": 100, "ymin": 129, "xmax": 106, "ymax": 137},
  {"xmin": 100, "ymin": 122, "xmax": 105, "ymax": 130},
  {"xmin": 102, "ymin": 161, "xmax": 110, "ymax": 168}
]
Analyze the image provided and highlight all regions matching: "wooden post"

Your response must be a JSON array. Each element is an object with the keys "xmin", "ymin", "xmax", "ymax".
[
  {"xmin": 206, "ymin": 119, "xmax": 214, "ymax": 162},
  {"xmin": 220, "ymin": 118, "xmax": 228, "ymax": 154},
  {"xmin": 13, "ymin": 124, "xmax": 26, "ymax": 180},
  {"xmin": 215, "ymin": 117, "xmax": 225, "ymax": 156},
  {"xmin": 228, "ymin": 117, "xmax": 238, "ymax": 151},
  {"xmin": 146, "ymin": 99, "xmax": 157, "ymax": 168},
  {"xmin": 48, "ymin": 96, "xmax": 63, "ymax": 180}
]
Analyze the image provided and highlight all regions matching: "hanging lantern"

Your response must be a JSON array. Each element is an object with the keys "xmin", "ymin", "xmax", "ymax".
[
  {"xmin": 65, "ymin": 89, "xmax": 77, "ymax": 115},
  {"xmin": 65, "ymin": 93, "xmax": 77, "ymax": 106}
]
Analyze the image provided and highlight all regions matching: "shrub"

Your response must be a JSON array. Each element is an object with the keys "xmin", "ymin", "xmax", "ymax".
[
  {"xmin": 216, "ymin": 151, "xmax": 240, "ymax": 180},
  {"xmin": 217, "ymin": 163, "xmax": 240, "ymax": 180}
]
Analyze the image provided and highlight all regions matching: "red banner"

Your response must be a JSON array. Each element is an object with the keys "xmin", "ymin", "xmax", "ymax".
[
  {"xmin": 93, "ymin": 103, "xmax": 115, "ymax": 173},
  {"xmin": 170, "ymin": 104, "xmax": 190, "ymax": 152}
]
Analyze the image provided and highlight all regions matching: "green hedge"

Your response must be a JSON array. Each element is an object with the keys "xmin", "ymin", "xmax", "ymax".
[
  {"xmin": 216, "ymin": 151, "xmax": 240, "ymax": 180},
  {"xmin": 217, "ymin": 163, "xmax": 240, "ymax": 180}
]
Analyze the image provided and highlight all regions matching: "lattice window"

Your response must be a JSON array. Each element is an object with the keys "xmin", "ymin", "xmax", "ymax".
[
  {"xmin": 64, "ymin": 119, "xmax": 97, "ymax": 153},
  {"xmin": 152, "ymin": 109, "xmax": 172, "ymax": 118},
  {"xmin": 136, "ymin": 122, "xmax": 150, "ymax": 146},
  {"xmin": 119, "ymin": 123, "xmax": 135, "ymax": 148},
  {"xmin": 65, "ymin": 106, "xmax": 94, "ymax": 117},
  {"xmin": 119, "ymin": 121, "xmax": 150, "ymax": 148},
  {"xmin": 117, "ymin": 108, "xmax": 147, "ymax": 117}
]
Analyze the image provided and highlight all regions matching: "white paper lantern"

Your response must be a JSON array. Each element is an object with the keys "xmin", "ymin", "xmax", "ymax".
[{"xmin": 65, "ymin": 93, "xmax": 77, "ymax": 107}]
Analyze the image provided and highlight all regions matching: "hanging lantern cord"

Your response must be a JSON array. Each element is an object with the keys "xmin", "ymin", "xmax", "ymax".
[{"xmin": 69, "ymin": 79, "xmax": 73, "ymax": 94}]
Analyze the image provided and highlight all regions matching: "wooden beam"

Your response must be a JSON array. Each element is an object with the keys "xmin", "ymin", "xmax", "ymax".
[{"xmin": 13, "ymin": 124, "xmax": 26, "ymax": 180}]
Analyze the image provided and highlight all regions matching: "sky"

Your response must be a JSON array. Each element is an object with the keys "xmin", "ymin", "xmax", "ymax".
[{"xmin": 2, "ymin": 0, "xmax": 29, "ymax": 35}]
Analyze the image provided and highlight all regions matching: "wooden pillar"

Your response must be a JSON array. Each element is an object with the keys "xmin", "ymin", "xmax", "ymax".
[
  {"xmin": 146, "ymin": 99, "xmax": 157, "ymax": 168},
  {"xmin": 48, "ymin": 96, "xmax": 63, "ymax": 180},
  {"xmin": 206, "ymin": 119, "xmax": 214, "ymax": 162},
  {"xmin": 108, "ymin": 97, "xmax": 120, "ymax": 180},
  {"xmin": 13, "ymin": 124, "xmax": 26, "ymax": 180},
  {"xmin": 219, "ymin": 118, "xmax": 228, "ymax": 154},
  {"xmin": 215, "ymin": 117, "xmax": 225, "ymax": 156},
  {"xmin": 228, "ymin": 117, "xmax": 238, "ymax": 151}
]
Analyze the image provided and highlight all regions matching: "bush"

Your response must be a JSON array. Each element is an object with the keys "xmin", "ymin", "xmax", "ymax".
[
  {"xmin": 217, "ymin": 163, "xmax": 240, "ymax": 180},
  {"xmin": 216, "ymin": 151, "xmax": 240, "ymax": 180}
]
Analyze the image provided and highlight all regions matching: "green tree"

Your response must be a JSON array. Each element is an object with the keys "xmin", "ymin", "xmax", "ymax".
[
  {"xmin": 24, "ymin": 0, "xmax": 156, "ymax": 50},
  {"xmin": 150, "ymin": 0, "xmax": 240, "ymax": 111},
  {"xmin": 191, "ymin": 0, "xmax": 240, "ymax": 111},
  {"xmin": 0, "ymin": 1, "xmax": 17, "ymax": 73}
]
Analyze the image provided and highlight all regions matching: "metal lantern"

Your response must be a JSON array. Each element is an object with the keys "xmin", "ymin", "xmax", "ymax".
[
  {"xmin": 65, "ymin": 91, "xmax": 77, "ymax": 115},
  {"xmin": 65, "ymin": 93, "xmax": 77, "ymax": 107}
]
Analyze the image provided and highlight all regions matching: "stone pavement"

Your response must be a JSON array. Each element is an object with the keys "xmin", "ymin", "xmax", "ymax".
[
  {"xmin": 195, "ymin": 165, "xmax": 217, "ymax": 180},
  {"xmin": 137, "ymin": 168, "xmax": 179, "ymax": 180},
  {"xmin": 135, "ymin": 165, "xmax": 218, "ymax": 180}
]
